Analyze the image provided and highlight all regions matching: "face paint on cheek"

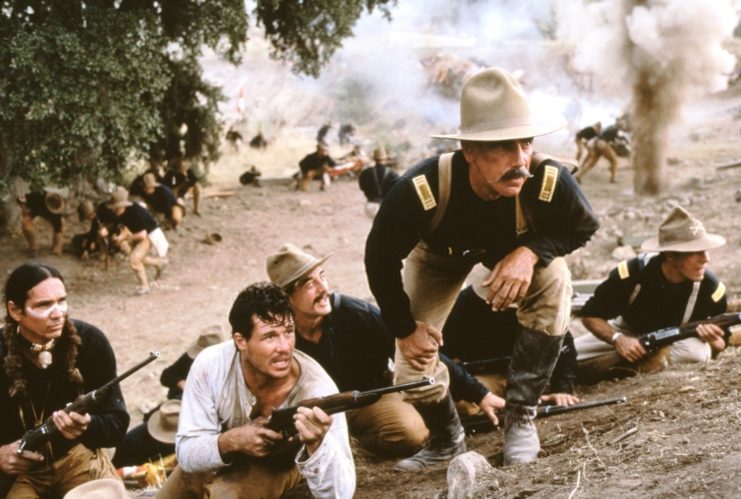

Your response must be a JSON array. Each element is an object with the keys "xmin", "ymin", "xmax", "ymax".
[{"xmin": 25, "ymin": 302, "xmax": 68, "ymax": 319}]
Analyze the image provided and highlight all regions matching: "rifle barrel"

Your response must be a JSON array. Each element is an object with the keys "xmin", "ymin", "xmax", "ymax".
[
  {"xmin": 363, "ymin": 377, "xmax": 435, "ymax": 398},
  {"xmin": 537, "ymin": 396, "xmax": 627, "ymax": 417}
]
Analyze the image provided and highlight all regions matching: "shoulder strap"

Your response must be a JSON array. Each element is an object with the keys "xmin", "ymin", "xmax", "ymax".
[{"xmin": 429, "ymin": 152, "xmax": 454, "ymax": 235}]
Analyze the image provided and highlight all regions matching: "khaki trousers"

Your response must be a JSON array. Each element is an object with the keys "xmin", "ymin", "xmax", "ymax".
[
  {"xmin": 157, "ymin": 461, "xmax": 303, "ymax": 499},
  {"xmin": 346, "ymin": 392, "xmax": 428, "ymax": 456},
  {"xmin": 574, "ymin": 333, "xmax": 712, "ymax": 383},
  {"xmin": 8, "ymin": 444, "xmax": 120, "ymax": 499},
  {"xmin": 396, "ymin": 243, "xmax": 572, "ymax": 404}
]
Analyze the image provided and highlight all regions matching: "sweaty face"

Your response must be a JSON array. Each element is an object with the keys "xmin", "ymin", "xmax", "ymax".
[
  {"xmin": 289, "ymin": 267, "xmax": 332, "ymax": 319},
  {"xmin": 665, "ymin": 251, "xmax": 710, "ymax": 283},
  {"xmin": 464, "ymin": 139, "xmax": 533, "ymax": 201},
  {"xmin": 236, "ymin": 315, "xmax": 295, "ymax": 380},
  {"xmin": 8, "ymin": 277, "xmax": 68, "ymax": 345}
]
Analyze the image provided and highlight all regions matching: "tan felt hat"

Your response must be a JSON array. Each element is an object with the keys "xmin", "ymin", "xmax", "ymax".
[
  {"xmin": 107, "ymin": 186, "xmax": 133, "ymax": 209},
  {"xmin": 431, "ymin": 67, "xmax": 566, "ymax": 142},
  {"xmin": 186, "ymin": 325, "xmax": 224, "ymax": 359},
  {"xmin": 146, "ymin": 399, "xmax": 180, "ymax": 445},
  {"xmin": 266, "ymin": 243, "xmax": 330, "ymax": 288},
  {"xmin": 372, "ymin": 146, "xmax": 391, "ymax": 164},
  {"xmin": 44, "ymin": 192, "xmax": 65, "ymax": 215},
  {"xmin": 143, "ymin": 172, "xmax": 158, "ymax": 189},
  {"xmin": 641, "ymin": 206, "xmax": 725, "ymax": 253},
  {"xmin": 63, "ymin": 478, "xmax": 128, "ymax": 499}
]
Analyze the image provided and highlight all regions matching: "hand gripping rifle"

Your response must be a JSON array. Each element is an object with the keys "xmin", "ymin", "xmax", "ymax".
[
  {"xmin": 461, "ymin": 396, "xmax": 627, "ymax": 435},
  {"xmin": 259, "ymin": 377, "xmax": 434, "ymax": 469},
  {"xmin": 16, "ymin": 352, "xmax": 160, "ymax": 454},
  {"xmin": 639, "ymin": 312, "xmax": 741, "ymax": 352}
]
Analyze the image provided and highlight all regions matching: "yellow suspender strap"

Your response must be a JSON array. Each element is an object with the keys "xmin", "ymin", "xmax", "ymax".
[{"xmin": 429, "ymin": 152, "xmax": 454, "ymax": 235}]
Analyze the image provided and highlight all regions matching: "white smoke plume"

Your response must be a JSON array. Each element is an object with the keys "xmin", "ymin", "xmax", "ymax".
[
  {"xmin": 556, "ymin": 0, "xmax": 738, "ymax": 194},
  {"xmin": 202, "ymin": 0, "xmax": 737, "ymax": 182}
]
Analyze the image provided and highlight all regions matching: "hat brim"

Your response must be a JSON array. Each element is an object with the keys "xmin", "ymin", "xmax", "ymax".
[
  {"xmin": 277, "ymin": 254, "xmax": 331, "ymax": 288},
  {"xmin": 107, "ymin": 200, "xmax": 132, "ymax": 209},
  {"xmin": 430, "ymin": 118, "xmax": 567, "ymax": 142},
  {"xmin": 641, "ymin": 234, "xmax": 726, "ymax": 253},
  {"xmin": 147, "ymin": 411, "xmax": 177, "ymax": 445}
]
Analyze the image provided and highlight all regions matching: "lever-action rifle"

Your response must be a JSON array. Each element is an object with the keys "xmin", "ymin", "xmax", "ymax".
[
  {"xmin": 16, "ymin": 351, "xmax": 160, "ymax": 454},
  {"xmin": 640, "ymin": 312, "xmax": 741, "ymax": 352},
  {"xmin": 461, "ymin": 396, "xmax": 627, "ymax": 435},
  {"xmin": 267, "ymin": 377, "xmax": 434, "ymax": 437},
  {"xmin": 259, "ymin": 377, "xmax": 434, "ymax": 469}
]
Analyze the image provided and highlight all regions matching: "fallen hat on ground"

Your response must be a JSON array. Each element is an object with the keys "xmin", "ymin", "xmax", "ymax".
[
  {"xmin": 147, "ymin": 399, "xmax": 181, "ymax": 445},
  {"xmin": 44, "ymin": 192, "xmax": 65, "ymax": 215},
  {"xmin": 63, "ymin": 478, "xmax": 128, "ymax": 499}
]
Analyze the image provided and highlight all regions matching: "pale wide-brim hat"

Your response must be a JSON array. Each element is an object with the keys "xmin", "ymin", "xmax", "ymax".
[
  {"xmin": 267, "ymin": 243, "xmax": 330, "ymax": 288},
  {"xmin": 641, "ymin": 206, "xmax": 726, "ymax": 253},
  {"xmin": 186, "ymin": 325, "xmax": 224, "ymax": 359},
  {"xmin": 143, "ymin": 172, "xmax": 159, "ymax": 189},
  {"xmin": 44, "ymin": 192, "xmax": 65, "ymax": 215},
  {"xmin": 373, "ymin": 146, "xmax": 391, "ymax": 164},
  {"xmin": 107, "ymin": 186, "xmax": 133, "ymax": 209},
  {"xmin": 63, "ymin": 478, "xmax": 129, "ymax": 499},
  {"xmin": 146, "ymin": 399, "xmax": 181, "ymax": 445},
  {"xmin": 430, "ymin": 67, "xmax": 566, "ymax": 142}
]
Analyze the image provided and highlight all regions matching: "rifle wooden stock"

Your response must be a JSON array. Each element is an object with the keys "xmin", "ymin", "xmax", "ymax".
[
  {"xmin": 16, "ymin": 352, "xmax": 160, "ymax": 454},
  {"xmin": 462, "ymin": 396, "xmax": 628, "ymax": 435},
  {"xmin": 639, "ymin": 312, "xmax": 741, "ymax": 352}
]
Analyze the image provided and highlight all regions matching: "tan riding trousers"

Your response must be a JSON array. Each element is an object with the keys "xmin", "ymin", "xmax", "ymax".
[{"xmin": 396, "ymin": 243, "xmax": 572, "ymax": 404}]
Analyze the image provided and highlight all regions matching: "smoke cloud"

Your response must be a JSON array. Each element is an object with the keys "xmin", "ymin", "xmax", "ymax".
[
  {"xmin": 556, "ymin": 0, "xmax": 738, "ymax": 194},
  {"xmin": 202, "ymin": 1, "xmax": 738, "ymax": 183}
]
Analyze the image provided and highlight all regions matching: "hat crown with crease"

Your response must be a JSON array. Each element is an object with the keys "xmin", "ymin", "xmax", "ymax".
[
  {"xmin": 266, "ymin": 243, "xmax": 330, "ymax": 288},
  {"xmin": 430, "ymin": 67, "xmax": 566, "ymax": 142},
  {"xmin": 146, "ymin": 399, "xmax": 180, "ymax": 444},
  {"xmin": 641, "ymin": 206, "xmax": 725, "ymax": 253}
]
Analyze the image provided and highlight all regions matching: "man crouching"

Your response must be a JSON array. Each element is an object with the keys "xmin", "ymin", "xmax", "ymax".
[{"xmin": 157, "ymin": 282, "xmax": 355, "ymax": 499}]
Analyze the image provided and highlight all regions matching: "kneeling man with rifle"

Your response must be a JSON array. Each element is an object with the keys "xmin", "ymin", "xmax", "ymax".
[
  {"xmin": 576, "ymin": 206, "xmax": 734, "ymax": 382},
  {"xmin": 158, "ymin": 282, "xmax": 355, "ymax": 499},
  {"xmin": 0, "ymin": 263, "xmax": 130, "ymax": 497}
]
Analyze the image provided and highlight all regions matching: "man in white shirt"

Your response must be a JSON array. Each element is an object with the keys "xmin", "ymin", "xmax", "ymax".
[{"xmin": 157, "ymin": 282, "xmax": 355, "ymax": 498}]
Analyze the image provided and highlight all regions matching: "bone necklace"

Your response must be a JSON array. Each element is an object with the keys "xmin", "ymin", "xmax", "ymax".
[{"xmin": 29, "ymin": 339, "xmax": 55, "ymax": 369}]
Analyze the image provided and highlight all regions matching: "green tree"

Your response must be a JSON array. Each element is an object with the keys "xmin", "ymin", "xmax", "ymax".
[{"xmin": 0, "ymin": 0, "xmax": 395, "ymax": 194}]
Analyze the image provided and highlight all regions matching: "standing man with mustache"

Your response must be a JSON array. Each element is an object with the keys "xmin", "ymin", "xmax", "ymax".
[{"xmin": 365, "ymin": 67, "xmax": 599, "ymax": 467}]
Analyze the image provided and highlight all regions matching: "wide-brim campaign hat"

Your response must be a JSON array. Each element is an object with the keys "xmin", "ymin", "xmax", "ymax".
[
  {"xmin": 373, "ymin": 146, "xmax": 391, "ymax": 164},
  {"xmin": 147, "ymin": 399, "xmax": 180, "ymax": 445},
  {"xmin": 430, "ymin": 67, "xmax": 566, "ymax": 142},
  {"xmin": 107, "ymin": 186, "xmax": 133, "ymax": 209},
  {"xmin": 267, "ymin": 243, "xmax": 330, "ymax": 288},
  {"xmin": 63, "ymin": 478, "xmax": 128, "ymax": 499},
  {"xmin": 641, "ymin": 206, "xmax": 725, "ymax": 253},
  {"xmin": 143, "ymin": 172, "xmax": 159, "ymax": 189},
  {"xmin": 186, "ymin": 325, "xmax": 224, "ymax": 359},
  {"xmin": 44, "ymin": 192, "xmax": 65, "ymax": 214}
]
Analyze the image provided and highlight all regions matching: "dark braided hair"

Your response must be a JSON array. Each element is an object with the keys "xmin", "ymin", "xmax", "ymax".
[
  {"xmin": 228, "ymin": 282, "xmax": 294, "ymax": 339},
  {"xmin": 4, "ymin": 263, "xmax": 83, "ymax": 398}
]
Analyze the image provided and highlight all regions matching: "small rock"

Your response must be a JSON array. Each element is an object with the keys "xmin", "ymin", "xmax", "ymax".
[{"xmin": 447, "ymin": 451, "xmax": 498, "ymax": 499}]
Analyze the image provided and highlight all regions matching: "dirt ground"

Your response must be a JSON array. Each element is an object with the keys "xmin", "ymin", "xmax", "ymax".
[{"xmin": 1, "ymin": 81, "xmax": 740, "ymax": 498}]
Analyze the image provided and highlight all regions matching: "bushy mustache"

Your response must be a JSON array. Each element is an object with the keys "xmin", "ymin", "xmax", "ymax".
[{"xmin": 499, "ymin": 166, "xmax": 533, "ymax": 182}]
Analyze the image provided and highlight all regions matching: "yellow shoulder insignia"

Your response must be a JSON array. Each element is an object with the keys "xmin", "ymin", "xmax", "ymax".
[
  {"xmin": 538, "ymin": 165, "xmax": 559, "ymax": 203},
  {"xmin": 711, "ymin": 282, "xmax": 726, "ymax": 303},
  {"xmin": 617, "ymin": 260, "xmax": 630, "ymax": 279},
  {"xmin": 412, "ymin": 174, "xmax": 437, "ymax": 211}
]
